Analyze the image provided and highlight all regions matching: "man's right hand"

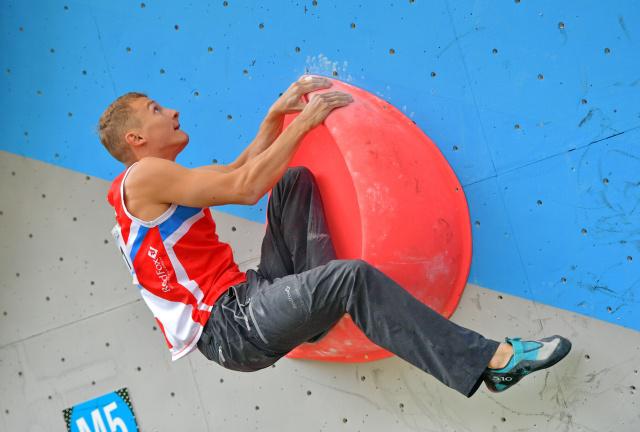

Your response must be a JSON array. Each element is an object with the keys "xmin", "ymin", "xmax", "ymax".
[{"xmin": 296, "ymin": 90, "xmax": 354, "ymax": 130}]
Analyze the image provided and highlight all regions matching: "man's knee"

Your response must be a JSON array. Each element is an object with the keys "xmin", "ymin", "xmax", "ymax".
[
  {"xmin": 330, "ymin": 258, "xmax": 370, "ymax": 273},
  {"xmin": 285, "ymin": 166, "xmax": 314, "ymax": 183},
  {"xmin": 352, "ymin": 258, "xmax": 372, "ymax": 272}
]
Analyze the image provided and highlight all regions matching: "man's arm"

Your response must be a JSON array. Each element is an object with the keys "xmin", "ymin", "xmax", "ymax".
[
  {"xmin": 196, "ymin": 109, "xmax": 285, "ymax": 173},
  {"xmin": 129, "ymin": 86, "xmax": 353, "ymax": 208},
  {"xmin": 194, "ymin": 163, "xmax": 236, "ymax": 173}
]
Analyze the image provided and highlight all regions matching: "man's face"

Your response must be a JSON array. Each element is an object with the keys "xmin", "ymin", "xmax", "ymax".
[{"xmin": 127, "ymin": 97, "xmax": 189, "ymax": 156}]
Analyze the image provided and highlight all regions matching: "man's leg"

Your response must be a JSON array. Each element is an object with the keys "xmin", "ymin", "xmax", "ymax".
[
  {"xmin": 250, "ymin": 166, "xmax": 338, "ymax": 343},
  {"xmin": 198, "ymin": 166, "xmax": 339, "ymax": 369},
  {"xmin": 256, "ymin": 166, "xmax": 337, "ymax": 280},
  {"xmin": 247, "ymin": 258, "xmax": 500, "ymax": 397},
  {"xmin": 241, "ymin": 167, "xmax": 500, "ymax": 397}
]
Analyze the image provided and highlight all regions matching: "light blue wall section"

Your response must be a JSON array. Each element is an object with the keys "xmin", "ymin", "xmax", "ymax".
[
  {"xmin": 466, "ymin": 128, "xmax": 640, "ymax": 330},
  {"xmin": 1, "ymin": 1, "xmax": 638, "ymax": 330}
]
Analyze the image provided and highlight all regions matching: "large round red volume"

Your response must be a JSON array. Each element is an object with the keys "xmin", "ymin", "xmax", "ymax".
[{"xmin": 265, "ymin": 76, "xmax": 472, "ymax": 362}]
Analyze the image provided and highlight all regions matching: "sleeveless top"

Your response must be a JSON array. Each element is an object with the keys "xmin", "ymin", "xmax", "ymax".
[{"xmin": 106, "ymin": 162, "xmax": 248, "ymax": 361}]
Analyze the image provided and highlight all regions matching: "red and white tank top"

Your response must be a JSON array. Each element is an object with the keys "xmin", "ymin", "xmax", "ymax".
[{"xmin": 106, "ymin": 162, "xmax": 247, "ymax": 361}]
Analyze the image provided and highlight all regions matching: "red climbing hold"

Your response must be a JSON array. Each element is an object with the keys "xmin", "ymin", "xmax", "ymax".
[{"xmin": 269, "ymin": 76, "xmax": 472, "ymax": 362}]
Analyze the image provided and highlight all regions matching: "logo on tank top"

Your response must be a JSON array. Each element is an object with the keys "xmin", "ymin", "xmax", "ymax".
[{"xmin": 148, "ymin": 246, "xmax": 173, "ymax": 292}]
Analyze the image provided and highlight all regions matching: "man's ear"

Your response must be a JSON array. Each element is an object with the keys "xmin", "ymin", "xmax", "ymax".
[{"xmin": 125, "ymin": 131, "xmax": 143, "ymax": 148}]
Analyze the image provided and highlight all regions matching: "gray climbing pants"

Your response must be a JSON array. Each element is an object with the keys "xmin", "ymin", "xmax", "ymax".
[{"xmin": 197, "ymin": 166, "xmax": 500, "ymax": 397}]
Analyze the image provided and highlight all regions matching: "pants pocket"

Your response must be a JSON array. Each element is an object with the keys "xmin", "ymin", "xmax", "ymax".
[
  {"xmin": 244, "ymin": 281, "xmax": 311, "ymax": 353},
  {"xmin": 211, "ymin": 294, "xmax": 282, "ymax": 372}
]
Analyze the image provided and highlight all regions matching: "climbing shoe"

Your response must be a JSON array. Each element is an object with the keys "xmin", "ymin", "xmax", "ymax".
[{"xmin": 483, "ymin": 335, "xmax": 572, "ymax": 393}]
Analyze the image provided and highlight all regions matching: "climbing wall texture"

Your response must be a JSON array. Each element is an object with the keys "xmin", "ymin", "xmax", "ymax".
[{"xmin": 1, "ymin": 1, "xmax": 639, "ymax": 431}]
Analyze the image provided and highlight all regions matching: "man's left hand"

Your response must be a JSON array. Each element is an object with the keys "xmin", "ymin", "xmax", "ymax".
[{"xmin": 269, "ymin": 75, "xmax": 333, "ymax": 115}]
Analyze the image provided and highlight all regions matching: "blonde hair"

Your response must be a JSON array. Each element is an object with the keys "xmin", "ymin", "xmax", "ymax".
[{"xmin": 96, "ymin": 92, "xmax": 147, "ymax": 165}]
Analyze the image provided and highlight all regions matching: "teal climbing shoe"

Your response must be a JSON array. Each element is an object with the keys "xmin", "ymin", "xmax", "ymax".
[{"xmin": 483, "ymin": 335, "xmax": 572, "ymax": 393}]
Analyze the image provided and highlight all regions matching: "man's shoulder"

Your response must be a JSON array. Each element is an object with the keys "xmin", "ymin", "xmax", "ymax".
[
  {"xmin": 124, "ymin": 158, "xmax": 192, "ymax": 205},
  {"xmin": 132, "ymin": 156, "xmax": 175, "ymax": 171},
  {"xmin": 127, "ymin": 157, "xmax": 183, "ymax": 182}
]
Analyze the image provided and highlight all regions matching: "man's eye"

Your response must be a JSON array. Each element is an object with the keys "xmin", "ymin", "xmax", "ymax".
[{"xmin": 153, "ymin": 106, "xmax": 160, "ymax": 112}]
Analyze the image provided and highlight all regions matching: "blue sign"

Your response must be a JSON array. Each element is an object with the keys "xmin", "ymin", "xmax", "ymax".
[{"xmin": 63, "ymin": 388, "xmax": 138, "ymax": 432}]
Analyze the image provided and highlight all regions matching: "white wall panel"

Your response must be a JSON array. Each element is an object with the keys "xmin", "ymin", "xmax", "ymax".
[{"xmin": 1, "ymin": 151, "xmax": 638, "ymax": 431}]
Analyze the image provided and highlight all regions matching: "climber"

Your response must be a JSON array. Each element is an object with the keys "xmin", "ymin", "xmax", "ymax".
[{"xmin": 98, "ymin": 74, "xmax": 571, "ymax": 397}]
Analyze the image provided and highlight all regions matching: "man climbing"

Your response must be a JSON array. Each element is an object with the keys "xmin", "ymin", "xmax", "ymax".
[{"xmin": 98, "ymin": 74, "xmax": 571, "ymax": 397}]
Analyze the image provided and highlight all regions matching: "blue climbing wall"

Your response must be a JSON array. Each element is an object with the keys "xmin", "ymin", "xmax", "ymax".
[{"xmin": 2, "ymin": 0, "xmax": 638, "ymax": 346}]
